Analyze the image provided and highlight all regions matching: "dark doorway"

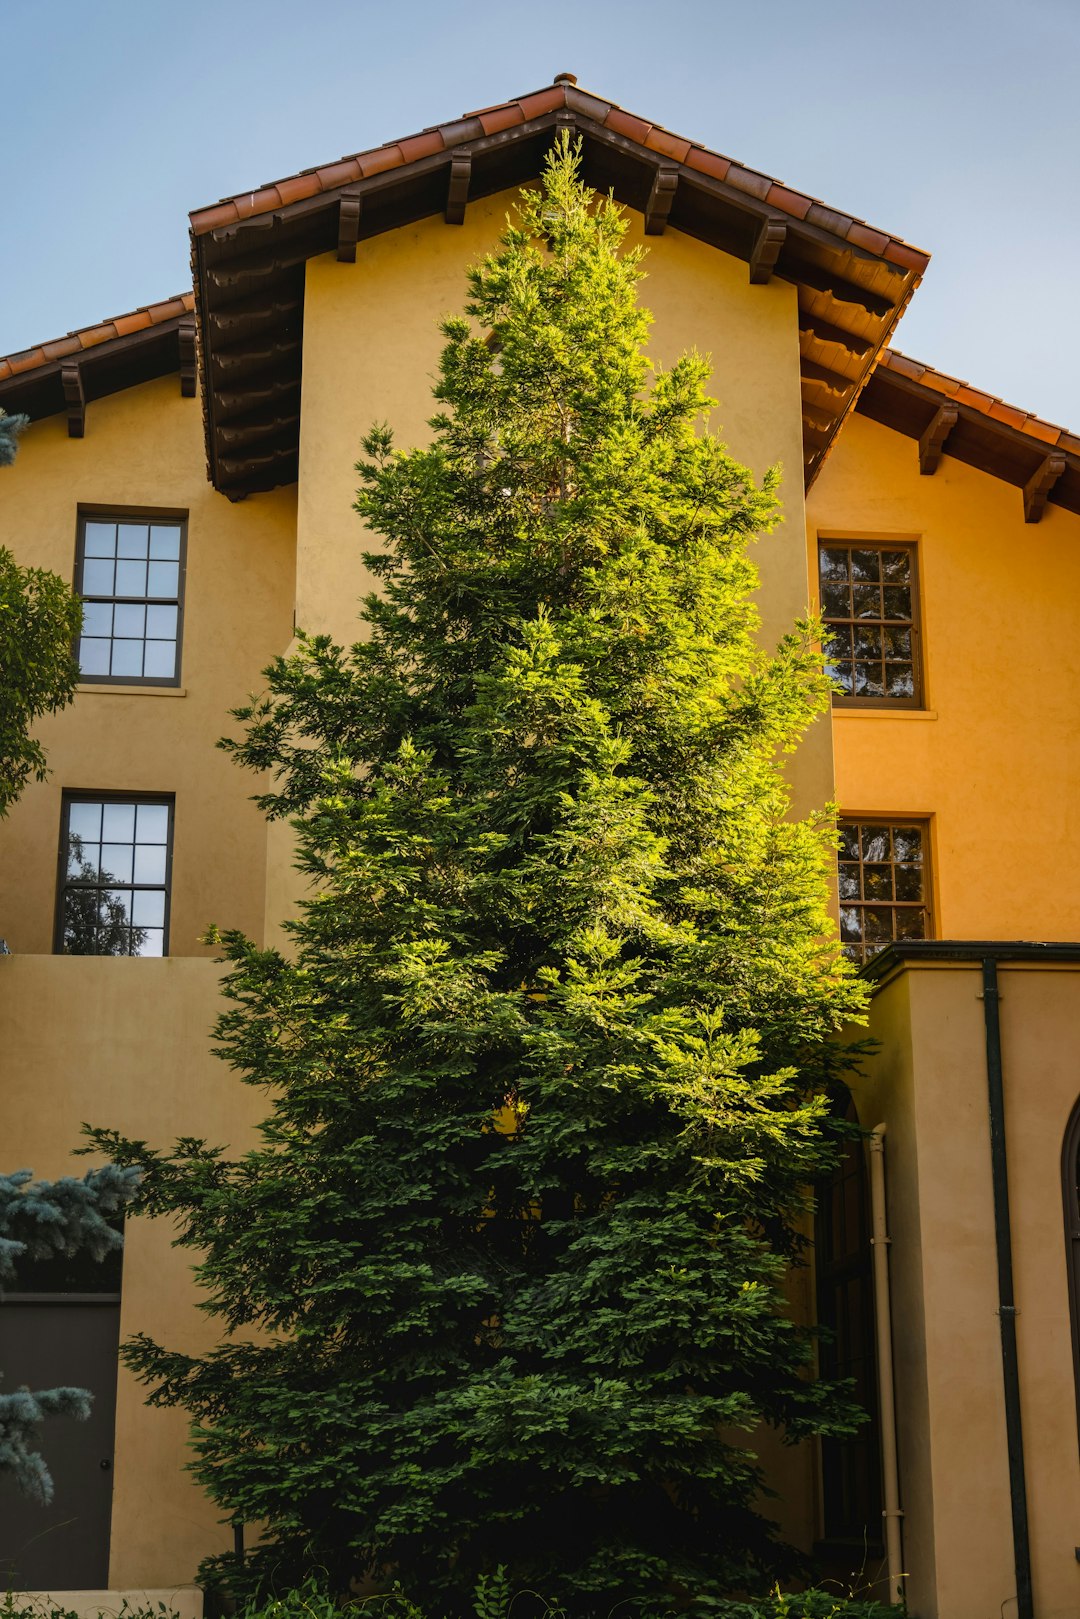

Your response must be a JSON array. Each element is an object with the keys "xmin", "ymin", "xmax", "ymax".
[
  {"xmin": 814, "ymin": 1096, "xmax": 883, "ymax": 1570},
  {"xmin": 0, "ymin": 1244, "xmax": 121, "ymax": 1589}
]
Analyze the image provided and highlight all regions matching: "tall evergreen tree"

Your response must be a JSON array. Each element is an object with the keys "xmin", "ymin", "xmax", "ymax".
[{"xmin": 89, "ymin": 141, "xmax": 866, "ymax": 1609}]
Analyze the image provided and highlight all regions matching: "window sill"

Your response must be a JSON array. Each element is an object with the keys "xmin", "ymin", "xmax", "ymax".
[
  {"xmin": 76, "ymin": 684, "xmax": 186, "ymax": 698},
  {"xmin": 833, "ymin": 707, "xmax": 937, "ymax": 721}
]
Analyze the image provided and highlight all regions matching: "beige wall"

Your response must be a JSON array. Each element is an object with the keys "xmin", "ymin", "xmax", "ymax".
[
  {"xmin": 809, "ymin": 411, "xmax": 1080, "ymax": 938},
  {"xmin": 0, "ymin": 376, "xmax": 297, "ymax": 956},
  {"xmin": 0, "ymin": 957, "xmax": 267, "ymax": 1587},
  {"xmin": 854, "ymin": 959, "xmax": 1080, "ymax": 1619}
]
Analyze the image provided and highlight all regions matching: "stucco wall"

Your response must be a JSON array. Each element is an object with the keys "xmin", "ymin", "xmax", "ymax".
[
  {"xmin": 855, "ymin": 960, "xmax": 1080, "ymax": 1619},
  {"xmin": 0, "ymin": 376, "xmax": 297, "ymax": 956},
  {"xmin": 809, "ymin": 412, "xmax": 1080, "ymax": 938},
  {"xmin": 0, "ymin": 956, "xmax": 267, "ymax": 1588}
]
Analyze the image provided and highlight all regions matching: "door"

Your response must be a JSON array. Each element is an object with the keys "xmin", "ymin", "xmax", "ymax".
[{"xmin": 0, "ymin": 1296, "xmax": 121, "ymax": 1589}]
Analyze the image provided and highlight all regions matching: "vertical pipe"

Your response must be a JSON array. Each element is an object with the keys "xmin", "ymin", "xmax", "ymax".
[
  {"xmin": 981, "ymin": 957, "xmax": 1034, "ymax": 1619},
  {"xmin": 869, "ymin": 1125, "xmax": 904, "ymax": 1605}
]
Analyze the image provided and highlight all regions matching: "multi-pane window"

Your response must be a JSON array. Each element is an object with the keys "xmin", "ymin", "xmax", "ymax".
[
  {"xmin": 76, "ymin": 515, "xmax": 185, "ymax": 684},
  {"xmin": 819, "ymin": 541, "xmax": 922, "ymax": 707},
  {"xmin": 838, "ymin": 819, "xmax": 930, "ymax": 965},
  {"xmin": 57, "ymin": 795, "xmax": 172, "ymax": 957}
]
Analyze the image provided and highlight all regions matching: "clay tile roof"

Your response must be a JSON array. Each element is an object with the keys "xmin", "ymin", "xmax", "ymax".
[
  {"xmin": 0, "ymin": 294, "xmax": 194, "ymax": 385},
  {"xmin": 880, "ymin": 349, "xmax": 1075, "ymax": 455},
  {"xmin": 186, "ymin": 78, "xmax": 930, "ymax": 270}
]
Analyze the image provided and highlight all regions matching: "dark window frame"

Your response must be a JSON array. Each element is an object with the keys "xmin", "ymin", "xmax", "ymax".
[
  {"xmin": 818, "ymin": 537, "xmax": 925, "ymax": 711},
  {"xmin": 1061, "ymin": 1098, "xmax": 1080, "ymax": 1459},
  {"xmin": 54, "ymin": 789, "xmax": 175, "ymax": 957},
  {"xmin": 837, "ymin": 814, "xmax": 934, "ymax": 966},
  {"xmin": 74, "ymin": 506, "xmax": 188, "ymax": 689}
]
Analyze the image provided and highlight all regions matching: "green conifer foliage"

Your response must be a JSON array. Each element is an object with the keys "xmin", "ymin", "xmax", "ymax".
[{"xmin": 88, "ymin": 141, "xmax": 866, "ymax": 1609}]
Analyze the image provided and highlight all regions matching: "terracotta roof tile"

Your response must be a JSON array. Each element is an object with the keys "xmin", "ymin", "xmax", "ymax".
[
  {"xmin": 477, "ymin": 104, "xmax": 524, "ymax": 137},
  {"xmin": 184, "ymin": 76, "xmax": 931, "ymax": 286},
  {"xmin": 0, "ymin": 293, "xmax": 194, "ymax": 385},
  {"xmin": 397, "ymin": 129, "xmax": 448, "ymax": 162},
  {"xmin": 765, "ymin": 184, "xmax": 812, "ymax": 220},
  {"xmin": 881, "ymin": 349, "xmax": 1074, "ymax": 454},
  {"xmin": 643, "ymin": 127, "xmax": 692, "ymax": 164},
  {"xmin": 604, "ymin": 107, "xmax": 653, "ymax": 144}
]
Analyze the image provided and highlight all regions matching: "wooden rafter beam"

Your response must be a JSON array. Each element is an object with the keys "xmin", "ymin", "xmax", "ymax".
[
  {"xmin": 644, "ymin": 165, "xmax": 678, "ymax": 235},
  {"xmin": 61, "ymin": 362, "xmax": 84, "ymax": 438},
  {"xmin": 208, "ymin": 297, "xmax": 301, "ymax": 335},
  {"xmin": 801, "ymin": 358, "xmax": 856, "ymax": 396},
  {"xmin": 212, "ymin": 338, "xmax": 301, "ymax": 376},
  {"xmin": 337, "ymin": 194, "xmax": 362, "ymax": 263},
  {"xmin": 1023, "ymin": 454, "xmax": 1066, "ymax": 523},
  {"xmin": 178, "ymin": 318, "xmax": 197, "ymax": 398},
  {"xmin": 749, "ymin": 218, "xmax": 786, "ymax": 284},
  {"xmin": 787, "ymin": 259, "xmax": 894, "ymax": 319},
  {"xmin": 799, "ymin": 315, "xmax": 874, "ymax": 357},
  {"xmin": 445, "ymin": 155, "xmax": 472, "ymax": 225},
  {"xmin": 918, "ymin": 404, "xmax": 958, "ymax": 475}
]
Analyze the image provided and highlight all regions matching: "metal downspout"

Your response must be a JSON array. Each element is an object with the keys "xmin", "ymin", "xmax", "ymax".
[
  {"xmin": 981, "ymin": 957, "xmax": 1035, "ymax": 1619},
  {"xmin": 869, "ymin": 1125, "xmax": 904, "ymax": 1605}
]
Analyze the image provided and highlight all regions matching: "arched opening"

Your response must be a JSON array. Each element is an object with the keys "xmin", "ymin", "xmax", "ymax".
[{"xmin": 815, "ymin": 1094, "xmax": 883, "ymax": 1562}]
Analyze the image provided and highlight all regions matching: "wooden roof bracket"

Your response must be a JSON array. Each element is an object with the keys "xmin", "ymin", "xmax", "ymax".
[
  {"xmin": 644, "ymin": 165, "xmax": 679, "ymax": 235},
  {"xmin": 445, "ymin": 154, "xmax": 472, "ymax": 225},
  {"xmin": 337, "ymin": 193, "xmax": 362, "ymax": 262},
  {"xmin": 749, "ymin": 217, "xmax": 787, "ymax": 284},
  {"xmin": 919, "ymin": 403, "xmax": 958, "ymax": 474},
  {"xmin": 1024, "ymin": 454, "xmax": 1066, "ymax": 523},
  {"xmin": 61, "ymin": 362, "xmax": 85, "ymax": 438},
  {"xmin": 178, "ymin": 317, "xmax": 197, "ymax": 397}
]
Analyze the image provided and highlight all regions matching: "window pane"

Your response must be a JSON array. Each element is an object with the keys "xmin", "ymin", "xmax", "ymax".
[
  {"xmin": 820, "ymin": 548, "xmax": 850, "ymax": 582},
  {"xmin": 149, "ymin": 526, "xmax": 181, "ymax": 560},
  {"xmin": 68, "ymin": 802, "xmax": 102, "ymax": 842},
  {"xmin": 115, "ymin": 560, "xmax": 148, "ymax": 596},
  {"xmin": 142, "ymin": 640, "xmax": 177, "ymax": 679},
  {"xmin": 117, "ymin": 525, "xmax": 149, "ymax": 558},
  {"xmin": 146, "ymin": 604, "xmax": 178, "ymax": 640},
  {"xmin": 840, "ymin": 906, "xmax": 861, "ymax": 943},
  {"xmin": 861, "ymin": 827, "xmax": 890, "ymax": 863},
  {"xmin": 886, "ymin": 666, "xmax": 915, "ymax": 699},
  {"xmin": 131, "ymin": 890, "xmax": 166, "ymax": 928},
  {"xmin": 111, "ymin": 640, "xmax": 144, "ymax": 678},
  {"xmin": 894, "ymin": 864, "xmax": 924, "ymax": 901},
  {"xmin": 854, "ymin": 624, "xmax": 882, "ymax": 660},
  {"xmin": 881, "ymin": 550, "xmax": 911, "ymax": 582},
  {"xmin": 82, "ymin": 601, "xmax": 113, "ymax": 637},
  {"xmin": 133, "ymin": 844, "xmax": 167, "ymax": 884},
  {"xmin": 837, "ymin": 823, "xmax": 860, "ymax": 861},
  {"xmin": 883, "ymin": 626, "xmax": 911, "ymax": 659},
  {"xmin": 82, "ymin": 558, "xmax": 115, "ymax": 595},
  {"xmin": 821, "ymin": 581, "xmax": 850, "ymax": 618},
  {"xmin": 113, "ymin": 603, "xmax": 146, "ymax": 638},
  {"xmin": 136, "ymin": 803, "xmax": 170, "ymax": 842},
  {"xmin": 838, "ymin": 864, "xmax": 860, "ymax": 901},
  {"xmin": 101, "ymin": 843, "xmax": 134, "ymax": 884},
  {"xmin": 882, "ymin": 585, "xmax": 911, "ymax": 620},
  {"xmin": 83, "ymin": 522, "xmax": 117, "ymax": 557},
  {"xmin": 102, "ymin": 803, "xmax": 136, "ymax": 841},
  {"xmin": 67, "ymin": 838, "xmax": 100, "ymax": 879},
  {"xmin": 852, "ymin": 584, "xmax": 882, "ymax": 618},
  {"xmin": 896, "ymin": 909, "xmax": 927, "ymax": 941},
  {"xmin": 893, "ymin": 827, "xmax": 923, "ymax": 863},
  {"xmin": 147, "ymin": 561, "xmax": 179, "ymax": 599},
  {"xmin": 850, "ymin": 549, "xmax": 881, "ymax": 582},
  {"xmin": 863, "ymin": 864, "xmax": 892, "ymax": 900},
  {"xmin": 79, "ymin": 637, "xmax": 112, "ymax": 677},
  {"xmin": 134, "ymin": 928, "xmax": 165, "ymax": 958},
  {"xmin": 106, "ymin": 889, "xmax": 134, "ymax": 926}
]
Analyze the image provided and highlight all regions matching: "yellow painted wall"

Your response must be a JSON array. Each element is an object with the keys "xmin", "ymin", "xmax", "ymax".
[
  {"xmin": 854, "ymin": 960, "xmax": 1080, "ymax": 1619},
  {"xmin": 0, "ymin": 956, "xmax": 267, "ymax": 1587},
  {"xmin": 0, "ymin": 376, "xmax": 297, "ymax": 955},
  {"xmin": 809, "ymin": 411, "xmax": 1080, "ymax": 938}
]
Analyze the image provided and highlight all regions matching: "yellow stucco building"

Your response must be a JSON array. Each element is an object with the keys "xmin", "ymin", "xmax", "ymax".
[{"xmin": 2, "ymin": 74, "xmax": 1079, "ymax": 1619}]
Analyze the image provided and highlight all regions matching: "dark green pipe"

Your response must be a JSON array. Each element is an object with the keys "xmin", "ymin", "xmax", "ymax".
[{"xmin": 981, "ymin": 957, "xmax": 1034, "ymax": 1619}]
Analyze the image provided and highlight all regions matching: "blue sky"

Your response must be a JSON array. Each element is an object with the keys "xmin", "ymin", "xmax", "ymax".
[{"xmin": 6, "ymin": 0, "xmax": 1079, "ymax": 426}]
